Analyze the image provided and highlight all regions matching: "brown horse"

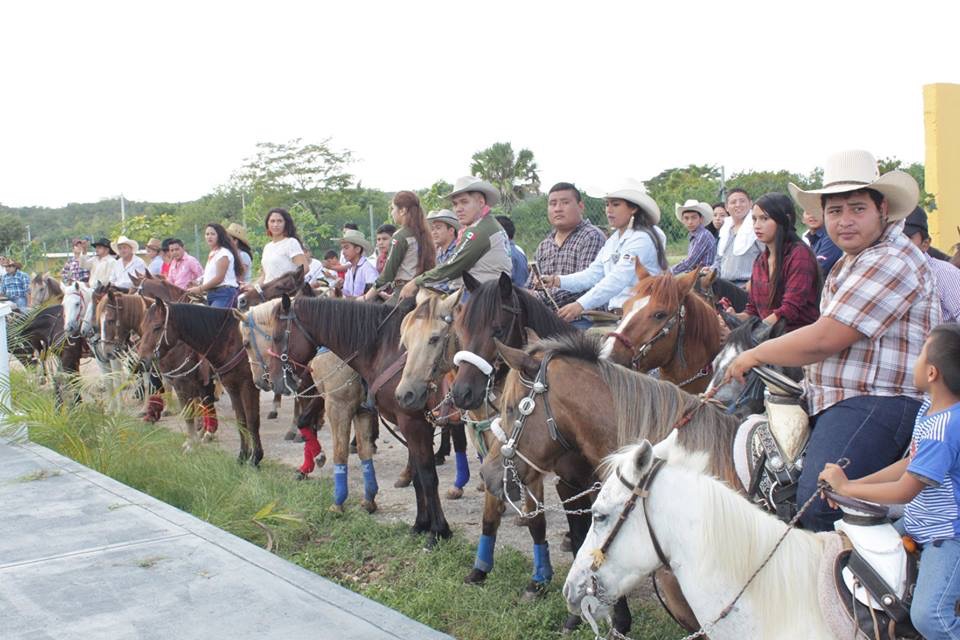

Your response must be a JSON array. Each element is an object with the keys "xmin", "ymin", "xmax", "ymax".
[
  {"xmin": 99, "ymin": 291, "xmax": 217, "ymax": 449},
  {"xmin": 30, "ymin": 274, "xmax": 64, "ymax": 307},
  {"xmin": 601, "ymin": 264, "xmax": 720, "ymax": 393},
  {"xmin": 267, "ymin": 294, "xmax": 453, "ymax": 546},
  {"xmin": 137, "ymin": 299, "xmax": 263, "ymax": 465}
]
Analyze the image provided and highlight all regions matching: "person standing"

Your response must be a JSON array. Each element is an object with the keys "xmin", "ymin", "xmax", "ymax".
[
  {"xmin": 525, "ymin": 182, "xmax": 606, "ymax": 310},
  {"xmin": 166, "ymin": 239, "xmax": 204, "ymax": 290},
  {"xmin": 144, "ymin": 238, "xmax": 164, "ymax": 276},
  {"xmin": 365, "ymin": 192, "xmax": 435, "ymax": 301},
  {"xmin": 903, "ymin": 207, "xmax": 960, "ymax": 323},
  {"xmin": 671, "ymin": 199, "xmax": 717, "ymax": 274},
  {"xmin": 242, "ymin": 208, "xmax": 310, "ymax": 292},
  {"xmin": 712, "ymin": 188, "xmax": 761, "ymax": 287},
  {"xmin": 186, "ymin": 223, "xmax": 244, "ymax": 308},
  {"xmin": 495, "ymin": 215, "xmax": 529, "ymax": 287},
  {"xmin": 82, "ymin": 237, "xmax": 121, "ymax": 289},
  {"xmin": 0, "ymin": 259, "xmax": 30, "ymax": 309},
  {"xmin": 802, "ymin": 207, "xmax": 842, "ymax": 275},
  {"xmin": 61, "ymin": 238, "xmax": 91, "ymax": 285}
]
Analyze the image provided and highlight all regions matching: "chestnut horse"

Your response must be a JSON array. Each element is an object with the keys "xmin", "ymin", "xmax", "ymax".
[
  {"xmin": 601, "ymin": 265, "xmax": 721, "ymax": 393},
  {"xmin": 266, "ymin": 294, "xmax": 453, "ymax": 546}
]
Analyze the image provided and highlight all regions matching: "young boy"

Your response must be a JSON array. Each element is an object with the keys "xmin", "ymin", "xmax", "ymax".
[{"xmin": 819, "ymin": 323, "xmax": 960, "ymax": 640}]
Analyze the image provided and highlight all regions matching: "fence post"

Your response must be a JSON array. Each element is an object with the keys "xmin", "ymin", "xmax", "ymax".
[{"xmin": 0, "ymin": 301, "xmax": 26, "ymax": 443}]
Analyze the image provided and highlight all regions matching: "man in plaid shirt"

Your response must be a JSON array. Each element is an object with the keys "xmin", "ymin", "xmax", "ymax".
[
  {"xmin": 725, "ymin": 150, "xmax": 941, "ymax": 531},
  {"xmin": 1, "ymin": 259, "xmax": 31, "ymax": 309},
  {"xmin": 525, "ymin": 182, "xmax": 606, "ymax": 309},
  {"xmin": 61, "ymin": 238, "xmax": 91, "ymax": 284}
]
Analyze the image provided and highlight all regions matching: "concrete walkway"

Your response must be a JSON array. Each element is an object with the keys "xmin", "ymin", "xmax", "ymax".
[{"xmin": 0, "ymin": 439, "xmax": 451, "ymax": 640}]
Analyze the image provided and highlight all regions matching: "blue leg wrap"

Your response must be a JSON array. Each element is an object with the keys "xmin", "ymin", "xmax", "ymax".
[
  {"xmin": 333, "ymin": 463, "xmax": 348, "ymax": 505},
  {"xmin": 474, "ymin": 534, "xmax": 495, "ymax": 572},
  {"xmin": 454, "ymin": 450, "xmax": 470, "ymax": 489},
  {"xmin": 361, "ymin": 458, "xmax": 378, "ymax": 502},
  {"xmin": 532, "ymin": 542, "xmax": 553, "ymax": 584}
]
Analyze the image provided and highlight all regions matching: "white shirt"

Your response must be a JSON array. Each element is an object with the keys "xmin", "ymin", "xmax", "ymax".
[
  {"xmin": 82, "ymin": 254, "xmax": 121, "ymax": 289},
  {"xmin": 203, "ymin": 247, "xmax": 238, "ymax": 288},
  {"xmin": 114, "ymin": 256, "xmax": 147, "ymax": 289},
  {"xmin": 261, "ymin": 237, "xmax": 304, "ymax": 281},
  {"xmin": 559, "ymin": 226, "xmax": 668, "ymax": 311},
  {"xmin": 238, "ymin": 251, "xmax": 252, "ymax": 284}
]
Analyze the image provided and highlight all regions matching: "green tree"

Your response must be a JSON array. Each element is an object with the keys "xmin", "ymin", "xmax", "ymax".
[
  {"xmin": 0, "ymin": 213, "xmax": 27, "ymax": 252},
  {"xmin": 644, "ymin": 165, "xmax": 722, "ymax": 241},
  {"xmin": 726, "ymin": 169, "xmax": 820, "ymax": 204},
  {"xmin": 418, "ymin": 180, "xmax": 454, "ymax": 214},
  {"xmin": 111, "ymin": 213, "xmax": 180, "ymax": 243},
  {"xmin": 470, "ymin": 142, "xmax": 540, "ymax": 212}
]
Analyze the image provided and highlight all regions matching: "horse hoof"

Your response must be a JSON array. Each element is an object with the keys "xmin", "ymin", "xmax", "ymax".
[
  {"xmin": 446, "ymin": 487, "xmax": 464, "ymax": 500},
  {"xmin": 201, "ymin": 432, "xmax": 217, "ymax": 444},
  {"xmin": 293, "ymin": 433, "xmax": 305, "ymax": 443},
  {"xmin": 434, "ymin": 455, "xmax": 446, "ymax": 466},
  {"xmin": 294, "ymin": 471, "xmax": 308, "ymax": 481},
  {"xmin": 283, "ymin": 429, "xmax": 296, "ymax": 441},
  {"xmin": 561, "ymin": 614, "xmax": 582, "ymax": 634},
  {"xmin": 361, "ymin": 499, "xmax": 377, "ymax": 514},
  {"xmin": 522, "ymin": 580, "xmax": 549, "ymax": 601},
  {"xmin": 314, "ymin": 452, "xmax": 326, "ymax": 469},
  {"xmin": 394, "ymin": 473, "xmax": 412, "ymax": 489},
  {"xmin": 476, "ymin": 482, "xmax": 485, "ymax": 493},
  {"xmin": 464, "ymin": 568, "xmax": 487, "ymax": 585},
  {"xmin": 328, "ymin": 504, "xmax": 344, "ymax": 514},
  {"xmin": 423, "ymin": 534, "xmax": 438, "ymax": 551},
  {"xmin": 561, "ymin": 533, "xmax": 573, "ymax": 553},
  {"xmin": 267, "ymin": 410, "xmax": 279, "ymax": 420},
  {"xmin": 181, "ymin": 441, "xmax": 194, "ymax": 453}
]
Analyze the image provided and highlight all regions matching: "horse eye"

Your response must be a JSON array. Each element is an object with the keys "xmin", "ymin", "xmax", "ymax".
[
  {"xmin": 492, "ymin": 327, "xmax": 504, "ymax": 338},
  {"xmin": 428, "ymin": 335, "xmax": 440, "ymax": 346},
  {"xmin": 653, "ymin": 311, "xmax": 668, "ymax": 320},
  {"xmin": 593, "ymin": 511, "xmax": 607, "ymax": 524}
]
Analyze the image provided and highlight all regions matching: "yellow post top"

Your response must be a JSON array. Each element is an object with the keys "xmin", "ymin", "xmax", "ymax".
[{"xmin": 924, "ymin": 83, "xmax": 960, "ymax": 253}]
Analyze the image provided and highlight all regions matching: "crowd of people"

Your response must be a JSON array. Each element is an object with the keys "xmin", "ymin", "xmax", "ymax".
[{"xmin": 6, "ymin": 148, "xmax": 960, "ymax": 637}]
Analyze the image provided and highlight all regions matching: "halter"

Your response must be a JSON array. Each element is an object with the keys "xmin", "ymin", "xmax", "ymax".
[
  {"xmin": 64, "ymin": 288, "xmax": 88, "ymax": 337},
  {"xmin": 607, "ymin": 303, "xmax": 686, "ymax": 371},
  {"xmin": 245, "ymin": 312, "xmax": 275, "ymax": 387}
]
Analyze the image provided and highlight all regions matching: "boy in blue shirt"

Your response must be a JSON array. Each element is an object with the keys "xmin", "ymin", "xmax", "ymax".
[{"xmin": 820, "ymin": 323, "xmax": 960, "ymax": 639}]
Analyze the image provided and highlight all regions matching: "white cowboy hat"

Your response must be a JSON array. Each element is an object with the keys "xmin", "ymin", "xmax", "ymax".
[
  {"xmin": 602, "ymin": 179, "xmax": 662, "ymax": 225},
  {"xmin": 674, "ymin": 199, "xmax": 713, "ymax": 225},
  {"xmin": 111, "ymin": 235, "xmax": 139, "ymax": 254},
  {"xmin": 446, "ymin": 176, "xmax": 500, "ymax": 207},
  {"xmin": 788, "ymin": 150, "xmax": 919, "ymax": 222},
  {"xmin": 333, "ymin": 229, "xmax": 373, "ymax": 255},
  {"xmin": 426, "ymin": 209, "xmax": 461, "ymax": 231}
]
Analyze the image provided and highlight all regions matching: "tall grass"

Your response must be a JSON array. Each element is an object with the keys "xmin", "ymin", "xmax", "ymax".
[{"xmin": 2, "ymin": 370, "xmax": 682, "ymax": 640}]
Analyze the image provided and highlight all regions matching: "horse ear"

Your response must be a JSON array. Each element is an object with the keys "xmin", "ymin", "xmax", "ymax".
[
  {"xmin": 524, "ymin": 327, "xmax": 541, "ymax": 343},
  {"xmin": 676, "ymin": 269, "xmax": 699, "ymax": 297},
  {"xmin": 440, "ymin": 287, "xmax": 463, "ymax": 315},
  {"xmin": 462, "ymin": 272, "xmax": 481, "ymax": 293},
  {"xmin": 153, "ymin": 297, "xmax": 166, "ymax": 312},
  {"xmin": 497, "ymin": 271, "xmax": 513, "ymax": 299},
  {"xmin": 494, "ymin": 338, "xmax": 539, "ymax": 378},
  {"xmin": 281, "ymin": 293, "xmax": 292, "ymax": 312},
  {"xmin": 107, "ymin": 289, "xmax": 116, "ymax": 302},
  {"xmin": 633, "ymin": 440, "xmax": 655, "ymax": 478},
  {"xmin": 634, "ymin": 258, "xmax": 650, "ymax": 282}
]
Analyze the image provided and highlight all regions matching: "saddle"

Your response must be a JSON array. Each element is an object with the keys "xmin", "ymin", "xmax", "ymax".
[{"xmin": 819, "ymin": 493, "xmax": 921, "ymax": 640}]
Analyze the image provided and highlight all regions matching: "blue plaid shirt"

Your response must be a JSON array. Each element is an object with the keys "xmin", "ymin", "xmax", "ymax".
[
  {"xmin": 672, "ymin": 225, "xmax": 717, "ymax": 275},
  {"xmin": 2, "ymin": 269, "xmax": 30, "ymax": 302}
]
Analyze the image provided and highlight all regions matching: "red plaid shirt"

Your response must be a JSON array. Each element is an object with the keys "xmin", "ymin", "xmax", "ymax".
[
  {"xmin": 745, "ymin": 242, "xmax": 820, "ymax": 332},
  {"xmin": 805, "ymin": 222, "xmax": 941, "ymax": 415}
]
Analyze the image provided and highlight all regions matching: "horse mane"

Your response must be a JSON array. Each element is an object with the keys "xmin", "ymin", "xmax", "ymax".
[
  {"xmin": 464, "ymin": 279, "xmax": 574, "ymax": 340},
  {"xmin": 168, "ymin": 302, "xmax": 236, "ymax": 344},
  {"xmin": 603, "ymin": 444, "xmax": 825, "ymax": 638},
  {"xmin": 529, "ymin": 333, "xmax": 739, "ymax": 480},
  {"xmin": 294, "ymin": 296, "xmax": 416, "ymax": 357}
]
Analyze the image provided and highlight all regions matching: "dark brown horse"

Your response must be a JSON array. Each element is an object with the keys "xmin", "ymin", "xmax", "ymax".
[
  {"xmin": 601, "ymin": 265, "xmax": 721, "ymax": 393},
  {"xmin": 137, "ymin": 300, "xmax": 263, "ymax": 465},
  {"xmin": 266, "ymin": 294, "xmax": 453, "ymax": 545}
]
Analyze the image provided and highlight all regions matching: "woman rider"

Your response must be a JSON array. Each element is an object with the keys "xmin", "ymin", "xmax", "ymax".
[
  {"xmin": 240, "ymin": 208, "xmax": 310, "ymax": 295},
  {"xmin": 539, "ymin": 180, "xmax": 668, "ymax": 329},
  {"xmin": 187, "ymin": 223, "xmax": 245, "ymax": 308},
  {"xmin": 364, "ymin": 191, "xmax": 436, "ymax": 302}
]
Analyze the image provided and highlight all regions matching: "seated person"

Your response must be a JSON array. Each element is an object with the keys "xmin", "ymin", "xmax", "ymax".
[
  {"xmin": 903, "ymin": 207, "xmax": 960, "ymax": 323},
  {"xmin": 671, "ymin": 199, "xmax": 717, "ymax": 274},
  {"xmin": 802, "ymin": 207, "xmax": 842, "ymax": 275}
]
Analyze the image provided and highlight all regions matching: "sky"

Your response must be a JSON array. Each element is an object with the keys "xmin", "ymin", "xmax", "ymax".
[{"xmin": 1, "ymin": 0, "xmax": 957, "ymax": 208}]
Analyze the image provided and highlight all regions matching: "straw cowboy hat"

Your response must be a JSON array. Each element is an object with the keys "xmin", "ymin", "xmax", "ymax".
[
  {"xmin": 427, "ymin": 209, "xmax": 461, "ymax": 231},
  {"xmin": 602, "ymin": 179, "xmax": 662, "ymax": 225},
  {"xmin": 446, "ymin": 176, "xmax": 500, "ymax": 207},
  {"xmin": 224, "ymin": 222, "xmax": 250, "ymax": 246},
  {"xmin": 111, "ymin": 235, "xmax": 139, "ymax": 254},
  {"xmin": 145, "ymin": 237, "xmax": 162, "ymax": 251},
  {"xmin": 674, "ymin": 199, "xmax": 713, "ymax": 225},
  {"xmin": 788, "ymin": 150, "xmax": 919, "ymax": 222},
  {"xmin": 333, "ymin": 229, "xmax": 373, "ymax": 255}
]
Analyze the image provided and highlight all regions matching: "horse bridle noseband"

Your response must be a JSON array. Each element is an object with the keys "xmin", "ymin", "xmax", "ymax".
[
  {"xmin": 607, "ymin": 303, "xmax": 687, "ymax": 370},
  {"xmin": 455, "ymin": 289, "xmax": 525, "ymax": 410}
]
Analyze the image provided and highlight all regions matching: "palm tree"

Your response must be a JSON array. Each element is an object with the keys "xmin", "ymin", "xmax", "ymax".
[{"xmin": 470, "ymin": 142, "xmax": 540, "ymax": 212}]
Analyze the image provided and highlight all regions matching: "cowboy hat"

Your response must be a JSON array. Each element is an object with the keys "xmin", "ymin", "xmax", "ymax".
[
  {"xmin": 601, "ymin": 179, "xmax": 662, "ymax": 225},
  {"xmin": 788, "ymin": 150, "xmax": 919, "ymax": 222},
  {"xmin": 446, "ymin": 176, "xmax": 500, "ymax": 207},
  {"xmin": 674, "ymin": 199, "xmax": 713, "ymax": 225},
  {"xmin": 145, "ymin": 237, "xmax": 162, "ymax": 251},
  {"xmin": 3, "ymin": 260, "xmax": 22, "ymax": 270},
  {"xmin": 224, "ymin": 222, "xmax": 250, "ymax": 246},
  {"xmin": 903, "ymin": 207, "xmax": 928, "ymax": 237},
  {"xmin": 333, "ymin": 229, "xmax": 373, "ymax": 255},
  {"xmin": 427, "ymin": 209, "xmax": 461, "ymax": 231},
  {"xmin": 92, "ymin": 237, "xmax": 118, "ymax": 255},
  {"xmin": 111, "ymin": 235, "xmax": 139, "ymax": 254}
]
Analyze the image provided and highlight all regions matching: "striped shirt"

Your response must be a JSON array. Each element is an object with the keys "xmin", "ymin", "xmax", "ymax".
[
  {"xmin": 805, "ymin": 222, "xmax": 941, "ymax": 415},
  {"xmin": 904, "ymin": 398, "xmax": 960, "ymax": 543},
  {"xmin": 926, "ymin": 253, "xmax": 960, "ymax": 323},
  {"xmin": 672, "ymin": 224, "xmax": 717, "ymax": 275}
]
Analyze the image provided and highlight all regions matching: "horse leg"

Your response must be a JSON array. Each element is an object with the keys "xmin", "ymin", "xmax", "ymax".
[
  {"xmin": 521, "ymin": 483, "xmax": 551, "ymax": 600},
  {"xmin": 269, "ymin": 392, "xmax": 281, "ymax": 421},
  {"xmin": 294, "ymin": 397, "xmax": 326, "ymax": 480},
  {"xmin": 446, "ymin": 421, "xmax": 469, "ymax": 499},
  {"xmin": 435, "ymin": 427, "xmax": 450, "ymax": 465},
  {"xmin": 355, "ymin": 410, "xmax": 378, "ymax": 514},
  {"xmin": 240, "ymin": 379, "xmax": 263, "ymax": 466},
  {"xmin": 404, "ymin": 417, "xmax": 450, "ymax": 547},
  {"xmin": 328, "ymin": 398, "xmax": 353, "ymax": 512},
  {"xmin": 223, "ymin": 383, "xmax": 250, "ymax": 463},
  {"xmin": 464, "ymin": 489, "xmax": 506, "ymax": 585}
]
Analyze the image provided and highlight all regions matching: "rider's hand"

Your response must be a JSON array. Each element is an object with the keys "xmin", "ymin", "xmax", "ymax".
[
  {"xmin": 723, "ymin": 348, "xmax": 760, "ymax": 384},
  {"xmin": 558, "ymin": 301, "xmax": 584, "ymax": 322},
  {"xmin": 818, "ymin": 464, "xmax": 849, "ymax": 505},
  {"xmin": 538, "ymin": 274, "xmax": 560, "ymax": 289},
  {"xmin": 399, "ymin": 280, "xmax": 419, "ymax": 299}
]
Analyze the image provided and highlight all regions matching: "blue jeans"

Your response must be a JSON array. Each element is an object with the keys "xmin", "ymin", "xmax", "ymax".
[
  {"xmin": 912, "ymin": 537, "xmax": 960, "ymax": 639},
  {"xmin": 206, "ymin": 286, "xmax": 238, "ymax": 309},
  {"xmin": 797, "ymin": 394, "xmax": 918, "ymax": 531},
  {"xmin": 571, "ymin": 317, "xmax": 593, "ymax": 331}
]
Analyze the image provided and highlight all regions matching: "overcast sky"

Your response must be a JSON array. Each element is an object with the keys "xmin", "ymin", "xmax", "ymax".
[{"xmin": 2, "ymin": 0, "xmax": 957, "ymax": 208}]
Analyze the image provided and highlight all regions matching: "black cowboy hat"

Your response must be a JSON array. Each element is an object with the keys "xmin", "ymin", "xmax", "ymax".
[
  {"xmin": 903, "ymin": 207, "xmax": 928, "ymax": 238},
  {"xmin": 92, "ymin": 237, "xmax": 117, "ymax": 256}
]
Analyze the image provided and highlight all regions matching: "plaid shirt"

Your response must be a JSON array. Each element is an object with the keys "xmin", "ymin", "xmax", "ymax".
[
  {"xmin": 60, "ymin": 256, "xmax": 91, "ymax": 284},
  {"xmin": 926, "ymin": 253, "xmax": 960, "ymax": 323},
  {"xmin": 744, "ymin": 242, "xmax": 820, "ymax": 332},
  {"xmin": 671, "ymin": 225, "xmax": 717, "ymax": 274},
  {"xmin": 525, "ymin": 220, "xmax": 606, "ymax": 308},
  {"xmin": 1, "ymin": 269, "xmax": 30, "ymax": 301},
  {"xmin": 805, "ymin": 223, "xmax": 941, "ymax": 415}
]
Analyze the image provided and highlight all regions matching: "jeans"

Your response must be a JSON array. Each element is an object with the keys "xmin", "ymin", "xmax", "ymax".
[
  {"xmin": 571, "ymin": 317, "xmax": 593, "ymax": 331},
  {"xmin": 912, "ymin": 537, "xmax": 960, "ymax": 639},
  {"xmin": 206, "ymin": 286, "xmax": 238, "ymax": 309},
  {"xmin": 10, "ymin": 296, "xmax": 27, "ymax": 310},
  {"xmin": 797, "ymin": 394, "xmax": 919, "ymax": 531}
]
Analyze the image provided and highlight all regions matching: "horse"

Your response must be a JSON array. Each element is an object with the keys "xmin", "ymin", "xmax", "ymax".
[
  {"xmin": 563, "ymin": 440, "xmax": 832, "ymax": 640},
  {"xmin": 601, "ymin": 265, "xmax": 720, "ymax": 393},
  {"xmin": 99, "ymin": 291, "xmax": 217, "ymax": 449},
  {"xmin": 63, "ymin": 282, "xmax": 125, "ymax": 408},
  {"xmin": 266, "ymin": 294, "xmax": 453, "ymax": 546},
  {"xmin": 137, "ymin": 299, "xmax": 263, "ymax": 465},
  {"xmin": 241, "ymin": 299, "xmax": 377, "ymax": 512},
  {"xmin": 7, "ymin": 305, "xmax": 64, "ymax": 379},
  {"xmin": 30, "ymin": 274, "xmax": 63, "ymax": 307}
]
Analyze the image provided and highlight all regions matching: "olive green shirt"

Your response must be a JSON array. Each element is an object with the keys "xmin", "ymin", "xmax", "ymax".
[
  {"xmin": 414, "ymin": 214, "xmax": 512, "ymax": 287},
  {"xmin": 375, "ymin": 227, "xmax": 420, "ymax": 287}
]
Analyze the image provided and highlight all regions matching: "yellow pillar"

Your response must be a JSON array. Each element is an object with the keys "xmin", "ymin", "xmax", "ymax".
[{"xmin": 924, "ymin": 83, "xmax": 960, "ymax": 253}]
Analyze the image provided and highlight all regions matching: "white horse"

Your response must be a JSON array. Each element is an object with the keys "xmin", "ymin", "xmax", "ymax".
[
  {"xmin": 563, "ymin": 441, "xmax": 833, "ymax": 640},
  {"xmin": 63, "ymin": 282, "xmax": 125, "ymax": 408}
]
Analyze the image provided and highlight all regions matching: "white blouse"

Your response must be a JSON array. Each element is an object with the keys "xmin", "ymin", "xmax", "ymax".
[
  {"xmin": 203, "ymin": 247, "xmax": 238, "ymax": 288},
  {"xmin": 261, "ymin": 237, "xmax": 304, "ymax": 281}
]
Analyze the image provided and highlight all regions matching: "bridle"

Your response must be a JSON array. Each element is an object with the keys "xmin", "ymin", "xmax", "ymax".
[
  {"xmin": 245, "ymin": 312, "xmax": 275, "ymax": 388},
  {"xmin": 64, "ymin": 288, "xmax": 89, "ymax": 338}
]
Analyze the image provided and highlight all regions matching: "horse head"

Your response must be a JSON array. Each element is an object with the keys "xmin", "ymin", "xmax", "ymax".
[
  {"xmin": 136, "ymin": 298, "xmax": 176, "ymax": 367},
  {"xmin": 237, "ymin": 265, "xmax": 306, "ymax": 311},
  {"xmin": 395, "ymin": 288, "xmax": 462, "ymax": 410},
  {"xmin": 237, "ymin": 300, "xmax": 281, "ymax": 392},
  {"xmin": 63, "ymin": 282, "xmax": 93, "ymax": 338}
]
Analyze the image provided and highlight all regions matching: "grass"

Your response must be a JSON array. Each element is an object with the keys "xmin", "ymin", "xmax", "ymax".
[{"xmin": 3, "ymin": 370, "xmax": 683, "ymax": 640}]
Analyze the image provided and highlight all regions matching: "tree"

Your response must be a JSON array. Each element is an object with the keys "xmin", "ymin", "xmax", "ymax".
[
  {"xmin": 0, "ymin": 213, "xmax": 27, "ymax": 252},
  {"xmin": 470, "ymin": 142, "xmax": 540, "ymax": 212},
  {"xmin": 111, "ymin": 213, "xmax": 180, "ymax": 243},
  {"xmin": 418, "ymin": 180, "xmax": 454, "ymax": 214},
  {"xmin": 644, "ymin": 165, "xmax": 722, "ymax": 241}
]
